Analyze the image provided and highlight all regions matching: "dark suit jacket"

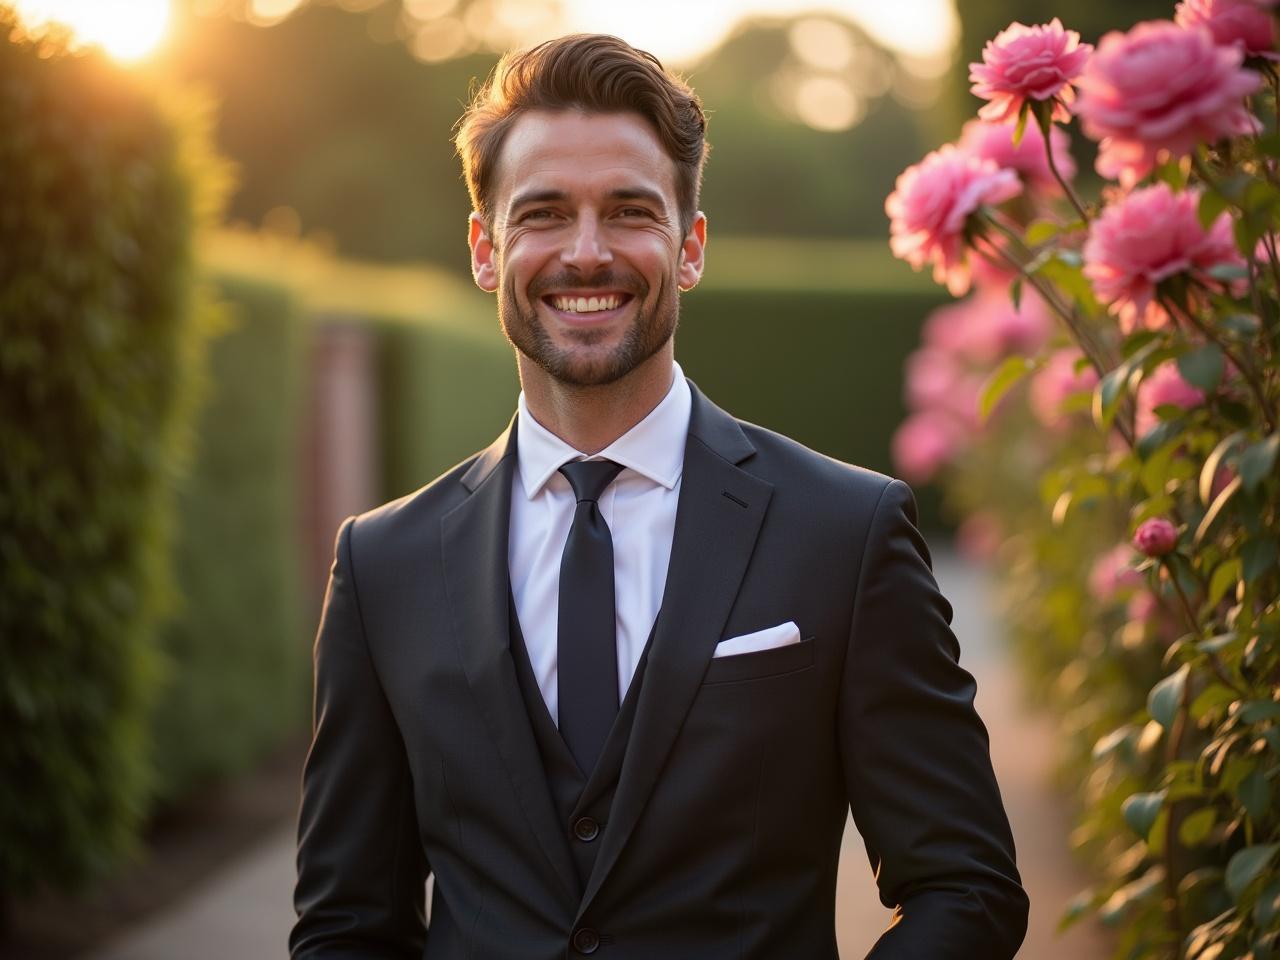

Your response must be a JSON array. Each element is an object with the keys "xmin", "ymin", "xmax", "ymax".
[{"xmin": 291, "ymin": 379, "xmax": 1029, "ymax": 959}]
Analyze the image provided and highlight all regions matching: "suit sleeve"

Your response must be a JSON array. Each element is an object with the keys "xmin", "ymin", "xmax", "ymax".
[
  {"xmin": 290, "ymin": 516, "xmax": 431, "ymax": 959},
  {"xmin": 838, "ymin": 480, "xmax": 1029, "ymax": 960}
]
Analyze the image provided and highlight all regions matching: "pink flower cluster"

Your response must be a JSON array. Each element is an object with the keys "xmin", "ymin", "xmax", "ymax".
[
  {"xmin": 1135, "ymin": 362, "xmax": 1207, "ymax": 436},
  {"xmin": 891, "ymin": 291, "xmax": 1052, "ymax": 483},
  {"xmin": 1029, "ymin": 347, "xmax": 1099, "ymax": 430},
  {"xmin": 886, "ymin": 145, "xmax": 1022, "ymax": 296},
  {"xmin": 1082, "ymin": 182, "xmax": 1244, "ymax": 333},
  {"xmin": 1176, "ymin": 0, "xmax": 1278, "ymax": 60},
  {"xmin": 1074, "ymin": 20, "xmax": 1261, "ymax": 185},
  {"xmin": 1088, "ymin": 543, "xmax": 1144, "ymax": 600},
  {"xmin": 969, "ymin": 18, "xmax": 1092, "ymax": 123},
  {"xmin": 957, "ymin": 118, "xmax": 1077, "ymax": 193}
]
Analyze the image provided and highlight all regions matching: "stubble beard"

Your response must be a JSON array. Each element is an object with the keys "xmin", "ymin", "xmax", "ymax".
[{"xmin": 497, "ymin": 268, "xmax": 678, "ymax": 387}]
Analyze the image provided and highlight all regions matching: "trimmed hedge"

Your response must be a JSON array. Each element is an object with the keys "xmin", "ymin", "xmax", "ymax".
[
  {"xmin": 0, "ymin": 14, "xmax": 228, "ymax": 893},
  {"xmin": 148, "ymin": 275, "xmax": 308, "ymax": 800}
]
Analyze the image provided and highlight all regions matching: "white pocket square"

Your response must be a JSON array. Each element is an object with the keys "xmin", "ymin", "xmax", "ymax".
[{"xmin": 713, "ymin": 621, "xmax": 802, "ymax": 658}]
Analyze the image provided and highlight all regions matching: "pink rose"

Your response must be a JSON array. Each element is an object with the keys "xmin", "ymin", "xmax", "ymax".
[
  {"xmin": 904, "ymin": 346, "xmax": 963, "ymax": 411},
  {"xmin": 1176, "ymin": 0, "xmax": 1278, "ymax": 59},
  {"xmin": 921, "ymin": 298, "xmax": 981, "ymax": 354},
  {"xmin": 1082, "ymin": 182, "xmax": 1244, "ymax": 333},
  {"xmin": 1089, "ymin": 543, "xmax": 1145, "ymax": 599},
  {"xmin": 969, "ymin": 19, "xmax": 1093, "ymax": 123},
  {"xmin": 1074, "ymin": 20, "xmax": 1262, "ymax": 186},
  {"xmin": 886, "ymin": 145, "xmax": 1023, "ymax": 296},
  {"xmin": 1128, "ymin": 591, "xmax": 1160, "ymax": 623},
  {"xmin": 1029, "ymin": 347, "xmax": 1100, "ymax": 428},
  {"xmin": 891, "ymin": 411, "xmax": 961, "ymax": 483},
  {"xmin": 1133, "ymin": 517, "xmax": 1179, "ymax": 556},
  {"xmin": 956, "ymin": 511, "xmax": 1004, "ymax": 563},
  {"xmin": 958, "ymin": 118, "xmax": 1078, "ymax": 192},
  {"xmin": 920, "ymin": 291, "xmax": 1052, "ymax": 365},
  {"xmin": 1135, "ymin": 361, "xmax": 1207, "ymax": 435}
]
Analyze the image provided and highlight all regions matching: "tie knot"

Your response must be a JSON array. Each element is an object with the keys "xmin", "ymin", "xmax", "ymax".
[{"xmin": 559, "ymin": 458, "xmax": 624, "ymax": 503}]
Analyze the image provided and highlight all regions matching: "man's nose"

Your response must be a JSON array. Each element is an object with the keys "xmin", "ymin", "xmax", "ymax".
[{"xmin": 560, "ymin": 214, "xmax": 613, "ymax": 273}]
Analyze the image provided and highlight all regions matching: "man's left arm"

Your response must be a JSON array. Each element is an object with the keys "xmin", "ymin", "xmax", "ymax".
[{"xmin": 838, "ymin": 478, "xmax": 1029, "ymax": 960}]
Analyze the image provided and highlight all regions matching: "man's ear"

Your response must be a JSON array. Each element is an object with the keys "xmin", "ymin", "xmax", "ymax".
[
  {"xmin": 677, "ymin": 212, "xmax": 707, "ymax": 291},
  {"xmin": 469, "ymin": 213, "xmax": 498, "ymax": 293}
]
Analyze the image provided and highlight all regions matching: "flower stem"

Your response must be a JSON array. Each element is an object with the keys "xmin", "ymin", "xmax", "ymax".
[
  {"xmin": 1160, "ymin": 294, "xmax": 1277, "ymax": 433},
  {"xmin": 1035, "ymin": 110, "xmax": 1089, "ymax": 222}
]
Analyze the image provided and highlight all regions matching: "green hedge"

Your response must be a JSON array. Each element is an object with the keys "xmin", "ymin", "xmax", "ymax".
[
  {"xmin": 148, "ymin": 275, "xmax": 308, "ymax": 801},
  {"xmin": 680, "ymin": 283, "xmax": 950, "ymax": 529},
  {"xmin": 0, "ymin": 14, "xmax": 228, "ymax": 894}
]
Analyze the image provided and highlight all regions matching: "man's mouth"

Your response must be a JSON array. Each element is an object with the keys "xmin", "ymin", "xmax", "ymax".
[{"xmin": 542, "ymin": 292, "xmax": 634, "ymax": 315}]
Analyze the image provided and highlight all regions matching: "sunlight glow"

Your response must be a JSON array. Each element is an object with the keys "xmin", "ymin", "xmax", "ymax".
[{"xmin": 12, "ymin": 0, "xmax": 172, "ymax": 61}]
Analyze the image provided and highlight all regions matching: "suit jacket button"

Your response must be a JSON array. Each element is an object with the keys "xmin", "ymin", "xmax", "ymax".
[
  {"xmin": 573, "ymin": 816, "xmax": 599, "ymax": 842},
  {"xmin": 572, "ymin": 927, "xmax": 600, "ymax": 954}
]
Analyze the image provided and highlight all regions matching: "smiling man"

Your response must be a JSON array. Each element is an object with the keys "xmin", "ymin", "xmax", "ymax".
[{"xmin": 291, "ymin": 34, "xmax": 1028, "ymax": 960}]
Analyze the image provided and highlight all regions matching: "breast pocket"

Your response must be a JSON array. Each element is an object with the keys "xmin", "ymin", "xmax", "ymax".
[{"xmin": 700, "ymin": 636, "xmax": 816, "ymax": 684}]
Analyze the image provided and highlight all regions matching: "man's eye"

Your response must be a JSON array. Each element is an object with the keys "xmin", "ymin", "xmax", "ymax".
[
  {"xmin": 521, "ymin": 209, "xmax": 558, "ymax": 221},
  {"xmin": 618, "ymin": 207, "xmax": 652, "ymax": 218}
]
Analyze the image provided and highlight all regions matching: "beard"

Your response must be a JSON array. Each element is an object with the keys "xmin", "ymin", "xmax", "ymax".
[{"xmin": 497, "ymin": 267, "xmax": 678, "ymax": 387}]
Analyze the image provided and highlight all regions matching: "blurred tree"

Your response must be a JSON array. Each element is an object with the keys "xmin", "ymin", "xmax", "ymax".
[{"xmin": 167, "ymin": 4, "xmax": 941, "ymax": 266}]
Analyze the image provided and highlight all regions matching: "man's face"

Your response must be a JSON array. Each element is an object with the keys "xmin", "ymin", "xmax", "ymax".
[{"xmin": 469, "ymin": 110, "xmax": 706, "ymax": 387}]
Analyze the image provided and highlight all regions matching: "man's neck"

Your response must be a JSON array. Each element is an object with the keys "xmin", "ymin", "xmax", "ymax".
[{"xmin": 518, "ymin": 345, "xmax": 676, "ymax": 456}]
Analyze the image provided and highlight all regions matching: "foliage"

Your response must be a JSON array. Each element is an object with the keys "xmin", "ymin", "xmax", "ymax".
[
  {"xmin": 888, "ymin": 9, "xmax": 1280, "ymax": 960},
  {"xmin": 0, "ymin": 11, "xmax": 230, "ymax": 894},
  {"xmin": 148, "ymin": 275, "xmax": 309, "ymax": 800}
]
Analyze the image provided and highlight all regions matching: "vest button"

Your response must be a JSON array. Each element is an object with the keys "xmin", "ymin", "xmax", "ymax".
[
  {"xmin": 572, "ymin": 926, "xmax": 601, "ymax": 954},
  {"xmin": 573, "ymin": 816, "xmax": 600, "ymax": 842}
]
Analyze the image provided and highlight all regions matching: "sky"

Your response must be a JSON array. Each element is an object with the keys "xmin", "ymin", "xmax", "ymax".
[{"xmin": 10, "ymin": 0, "xmax": 959, "ymax": 67}]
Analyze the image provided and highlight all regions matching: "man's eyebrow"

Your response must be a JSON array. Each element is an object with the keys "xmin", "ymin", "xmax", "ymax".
[
  {"xmin": 608, "ymin": 186, "xmax": 668, "ymax": 207},
  {"xmin": 508, "ymin": 188, "xmax": 567, "ymax": 211}
]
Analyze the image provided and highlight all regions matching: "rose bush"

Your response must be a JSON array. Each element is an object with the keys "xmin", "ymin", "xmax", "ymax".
[{"xmin": 888, "ymin": 8, "xmax": 1279, "ymax": 959}]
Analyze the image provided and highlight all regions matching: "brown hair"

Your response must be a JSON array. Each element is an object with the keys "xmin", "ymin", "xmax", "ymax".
[{"xmin": 454, "ymin": 34, "xmax": 708, "ymax": 236}]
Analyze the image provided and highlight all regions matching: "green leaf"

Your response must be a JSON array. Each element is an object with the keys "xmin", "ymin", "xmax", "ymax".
[
  {"xmin": 1234, "ymin": 215, "xmax": 1261, "ymax": 258},
  {"xmin": 1094, "ymin": 725, "xmax": 1137, "ymax": 761},
  {"xmin": 1177, "ymin": 343, "xmax": 1225, "ymax": 391},
  {"xmin": 1242, "ymin": 538, "xmax": 1278, "ymax": 584},
  {"xmin": 1263, "ymin": 729, "xmax": 1280, "ymax": 755},
  {"xmin": 1201, "ymin": 431, "xmax": 1246, "ymax": 504},
  {"xmin": 1238, "ymin": 766, "xmax": 1272, "ymax": 823},
  {"xmin": 1199, "ymin": 189, "xmax": 1230, "ymax": 230},
  {"xmin": 1238, "ymin": 700, "xmax": 1280, "ymax": 723},
  {"xmin": 1195, "ymin": 475, "xmax": 1243, "ymax": 545},
  {"xmin": 1149, "ymin": 664, "xmax": 1190, "ymax": 729},
  {"xmin": 1179, "ymin": 807, "xmax": 1218, "ymax": 847},
  {"xmin": 1256, "ymin": 878, "xmax": 1280, "ymax": 928},
  {"xmin": 1012, "ymin": 102, "xmax": 1030, "ymax": 147},
  {"xmin": 1225, "ymin": 843, "xmax": 1279, "ymax": 900},
  {"xmin": 1122, "ymin": 789, "xmax": 1167, "ymax": 838},
  {"xmin": 1025, "ymin": 219, "xmax": 1062, "ymax": 247},
  {"xmin": 1191, "ymin": 683, "xmax": 1238, "ymax": 722},
  {"xmin": 1094, "ymin": 365, "xmax": 1130, "ymax": 430},
  {"xmin": 1239, "ymin": 435, "xmax": 1278, "ymax": 493},
  {"xmin": 1009, "ymin": 276, "xmax": 1023, "ymax": 311},
  {"xmin": 1256, "ymin": 133, "xmax": 1280, "ymax": 157},
  {"xmin": 1206, "ymin": 562, "xmax": 1242, "ymax": 610},
  {"xmin": 1207, "ymin": 262, "xmax": 1250, "ymax": 282},
  {"xmin": 979, "ymin": 356, "xmax": 1034, "ymax": 421}
]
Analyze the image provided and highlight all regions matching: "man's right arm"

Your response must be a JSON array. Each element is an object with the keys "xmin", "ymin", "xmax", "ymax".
[{"xmin": 290, "ymin": 516, "xmax": 430, "ymax": 959}]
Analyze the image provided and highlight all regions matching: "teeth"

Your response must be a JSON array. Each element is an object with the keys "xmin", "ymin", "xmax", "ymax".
[{"xmin": 552, "ymin": 295, "xmax": 621, "ymax": 313}]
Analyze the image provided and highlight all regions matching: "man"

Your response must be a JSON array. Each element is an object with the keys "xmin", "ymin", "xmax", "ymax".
[{"xmin": 291, "ymin": 34, "xmax": 1028, "ymax": 959}]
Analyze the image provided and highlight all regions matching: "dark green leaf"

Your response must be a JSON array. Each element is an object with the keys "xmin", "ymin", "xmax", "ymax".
[
  {"xmin": 979, "ymin": 356, "xmax": 1034, "ymax": 421},
  {"xmin": 1195, "ymin": 475, "xmax": 1243, "ymax": 545},
  {"xmin": 1207, "ymin": 262, "xmax": 1250, "ymax": 282},
  {"xmin": 1239, "ymin": 435, "xmax": 1278, "ymax": 493},
  {"xmin": 1225, "ymin": 843, "xmax": 1279, "ymax": 900},
  {"xmin": 1238, "ymin": 700, "xmax": 1280, "ymax": 723},
  {"xmin": 1257, "ymin": 879, "xmax": 1280, "ymax": 928},
  {"xmin": 1012, "ymin": 102, "xmax": 1030, "ymax": 147},
  {"xmin": 1191, "ymin": 683, "xmax": 1238, "ymax": 722},
  {"xmin": 1238, "ymin": 767, "xmax": 1272, "ymax": 823},
  {"xmin": 1177, "ymin": 343, "xmax": 1225, "ymax": 391},
  {"xmin": 1149, "ymin": 664, "xmax": 1189, "ymax": 729},
  {"xmin": 1009, "ymin": 276, "xmax": 1023, "ymax": 311},
  {"xmin": 1242, "ymin": 538, "xmax": 1278, "ymax": 584},
  {"xmin": 1122, "ymin": 790, "xmax": 1167, "ymax": 838}
]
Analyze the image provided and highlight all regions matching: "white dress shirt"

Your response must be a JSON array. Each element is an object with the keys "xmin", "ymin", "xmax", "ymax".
[{"xmin": 509, "ymin": 362, "xmax": 692, "ymax": 725}]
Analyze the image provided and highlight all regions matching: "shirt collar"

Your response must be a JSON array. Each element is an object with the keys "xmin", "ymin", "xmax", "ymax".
[{"xmin": 516, "ymin": 360, "xmax": 692, "ymax": 500}]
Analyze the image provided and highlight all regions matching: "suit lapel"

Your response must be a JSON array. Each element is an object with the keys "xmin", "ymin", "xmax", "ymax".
[
  {"xmin": 440, "ymin": 418, "xmax": 579, "ymax": 901},
  {"xmin": 578, "ymin": 382, "xmax": 774, "ymax": 918}
]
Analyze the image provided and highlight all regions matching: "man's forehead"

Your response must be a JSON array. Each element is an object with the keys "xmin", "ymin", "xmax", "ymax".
[{"xmin": 493, "ymin": 109, "xmax": 677, "ymax": 210}]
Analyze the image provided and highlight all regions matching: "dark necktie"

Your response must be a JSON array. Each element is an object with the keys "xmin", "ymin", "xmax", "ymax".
[{"xmin": 557, "ymin": 458, "xmax": 625, "ymax": 775}]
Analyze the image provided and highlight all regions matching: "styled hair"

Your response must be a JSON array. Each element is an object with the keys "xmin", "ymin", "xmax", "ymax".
[{"xmin": 454, "ymin": 34, "xmax": 708, "ymax": 236}]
